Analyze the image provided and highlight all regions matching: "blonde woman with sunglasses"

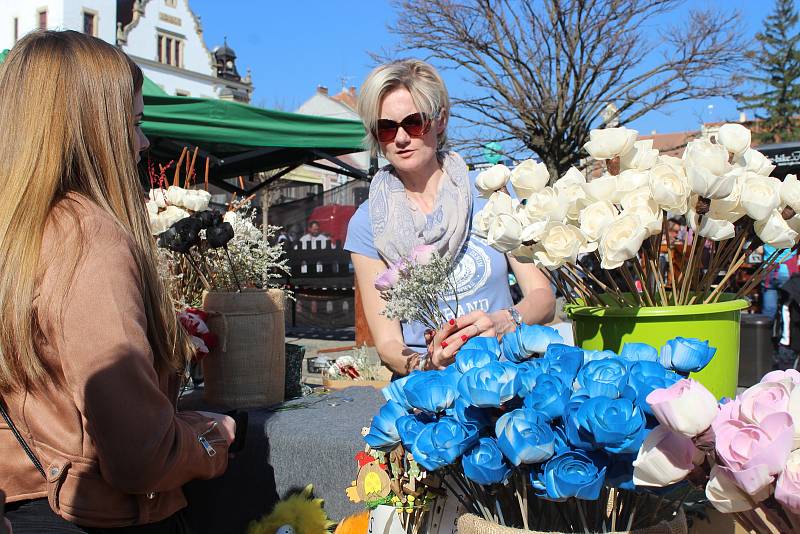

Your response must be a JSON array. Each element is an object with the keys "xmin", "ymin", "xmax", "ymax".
[
  {"xmin": 345, "ymin": 59, "xmax": 555, "ymax": 377},
  {"xmin": 0, "ymin": 31, "xmax": 234, "ymax": 533}
]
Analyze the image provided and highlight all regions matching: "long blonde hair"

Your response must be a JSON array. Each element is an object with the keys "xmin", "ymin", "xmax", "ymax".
[{"xmin": 0, "ymin": 31, "xmax": 190, "ymax": 391}]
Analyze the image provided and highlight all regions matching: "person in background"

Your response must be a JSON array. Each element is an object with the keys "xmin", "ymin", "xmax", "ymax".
[
  {"xmin": 665, "ymin": 217, "xmax": 685, "ymax": 245},
  {"xmin": 345, "ymin": 59, "xmax": 555, "ymax": 377},
  {"xmin": 0, "ymin": 31, "xmax": 233, "ymax": 533},
  {"xmin": 774, "ymin": 271, "xmax": 800, "ymax": 371},
  {"xmin": 761, "ymin": 244, "xmax": 798, "ymax": 319},
  {"xmin": 299, "ymin": 220, "xmax": 330, "ymax": 247},
  {"xmin": 276, "ymin": 228, "xmax": 291, "ymax": 247}
]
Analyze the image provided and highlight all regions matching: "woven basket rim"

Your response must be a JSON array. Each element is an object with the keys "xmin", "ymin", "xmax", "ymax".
[{"xmin": 457, "ymin": 507, "xmax": 686, "ymax": 534}]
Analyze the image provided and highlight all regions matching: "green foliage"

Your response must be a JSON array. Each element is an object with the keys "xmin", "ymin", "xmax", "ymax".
[{"xmin": 738, "ymin": 0, "xmax": 800, "ymax": 143}]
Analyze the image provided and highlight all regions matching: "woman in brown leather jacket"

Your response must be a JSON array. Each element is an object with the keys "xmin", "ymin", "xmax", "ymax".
[{"xmin": 0, "ymin": 31, "xmax": 234, "ymax": 533}]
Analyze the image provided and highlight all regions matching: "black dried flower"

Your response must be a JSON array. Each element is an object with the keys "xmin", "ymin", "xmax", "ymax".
[
  {"xmin": 158, "ymin": 227, "xmax": 192, "ymax": 253},
  {"xmin": 192, "ymin": 209, "xmax": 223, "ymax": 229},
  {"xmin": 157, "ymin": 217, "xmax": 202, "ymax": 253},
  {"xmin": 173, "ymin": 216, "xmax": 203, "ymax": 235},
  {"xmin": 206, "ymin": 222, "xmax": 234, "ymax": 248}
]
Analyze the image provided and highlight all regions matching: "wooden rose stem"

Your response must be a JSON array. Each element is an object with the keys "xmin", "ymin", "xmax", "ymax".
[
  {"xmin": 704, "ymin": 254, "xmax": 746, "ymax": 304},
  {"xmin": 439, "ymin": 473, "xmax": 475, "ymax": 517},
  {"xmin": 540, "ymin": 268, "xmax": 575, "ymax": 305},
  {"xmin": 679, "ymin": 235, "xmax": 706, "ymax": 305},
  {"xmin": 699, "ymin": 227, "xmax": 757, "ymax": 303},
  {"xmin": 700, "ymin": 219, "xmax": 754, "ymax": 296},
  {"xmin": 630, "ymin": 260, "xmax": 656, "ymax": 307},
  {"xmin": 642, "ymin": 235, "xmax": 668, "ymax": 305},
  {"xmin": 679, "ymin": 196, "xmax": 713, "ymax": 304},
  {"xmin": 646, "ymin": 235, "xmax": 663, "ymax": 299},
  {"xmin": 733, "ymin": 512, "xmax": 759, "ymax": 534},
  {"xmin": 735, "ymin": 247, "xmax": 784, "ymax": 298},
  {"xmin": 512, "ymin": 470, "xmax": 529, "ymax": 530},
  {"xmin": 618, "ymin": 264, "xmax": 645, "ymax": 306},
  {"xmin": 562, "ymin": 264, "xmax": 603, "ymax": 305},
  {"xmin": 573, "ymin": 260, "xmax": 627, "ymax": 306},
  {"xmin": 695, "ymin": 233, "xmax": 739, "ymax": 299},
  {"xmin": 589, "ymin": 253, "xmax": 637, "ymax": 306},
  {"xmin": 650, "ymin": 256, "xmax": 669, "ymax": 305},
  {"xmin": 667, "ymin": 248, "xmax": 678, "ymax": 305}
]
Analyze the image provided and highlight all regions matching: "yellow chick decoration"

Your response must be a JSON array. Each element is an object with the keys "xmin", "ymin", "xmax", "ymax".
[
  {"xmin": 248, "ymin": 485, "xmax": 335, "ymax": 534},
  {"xmin": 346, "ymin": 452, "xmax": 392, "ymax": 504}
]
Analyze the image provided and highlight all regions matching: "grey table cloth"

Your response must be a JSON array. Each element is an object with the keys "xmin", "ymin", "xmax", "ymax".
[{"xmin": 181, "ymin": 385, "xmax": 384, "ymax": 533}]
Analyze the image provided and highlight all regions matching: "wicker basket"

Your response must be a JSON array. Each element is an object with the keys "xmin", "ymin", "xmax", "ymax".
[
  {"xmin": 457, "ymin": 508, "xmax": 687, "ymax": 534},
  {"xmin": 201, "ymin": 288, "xmax": 285, "ymax": 408}
]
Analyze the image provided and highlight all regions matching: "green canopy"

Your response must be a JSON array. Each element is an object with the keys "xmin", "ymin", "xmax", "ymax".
[
  {"xmin": 139, "ymin": 79, "xmax": 370, "ymax": 192},
  {"xmin": 1, "ymin": 49, "xmax": 369, "ymax": 193},
  {"xmin": 142, "ymin": 93, "xmax": 368, "ymax": 190},
  {"xmin": 142, "ymin": 76, "xmax": 168, "ymax": 97}
]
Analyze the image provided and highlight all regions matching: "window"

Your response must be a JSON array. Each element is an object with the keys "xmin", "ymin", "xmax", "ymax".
[
  {"xmin": 82, "ymin": 12, "xmax": 96, "ymax": 36},
  {"xmin": 175, "ymin": 90, "xmax": 190, "ymax": 97},
  {"xmin": 38, "ymin": 10, "xmax": 47, "ymax": 30},
  {"xmin": 13, "ymin": 17, "xmax": 18, "ymax": 41},
  {"xmin": 165, "ymin": 0, "xmax": 177, "ymax": 6},
  {"xmin": 157, "ymin": 34, "xmax": 183, "ymax": 67}
]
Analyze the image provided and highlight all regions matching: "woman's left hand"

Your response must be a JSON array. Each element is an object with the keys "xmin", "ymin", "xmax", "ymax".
[
  {"xmin": 438, "ymin": 310, "xmax": 509, "ymax": 347},
  {"xmin": 487, "ymin": 309, "xmax": 518, "ymax": 337}
]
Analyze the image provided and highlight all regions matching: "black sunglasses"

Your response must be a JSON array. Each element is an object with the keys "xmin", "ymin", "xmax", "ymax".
[{"xmin": 375, "ymin": 112, "xmax": 433, "ymax": 143}]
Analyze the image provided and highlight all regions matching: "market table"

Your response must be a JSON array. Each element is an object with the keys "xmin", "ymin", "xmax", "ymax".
[{"xmin": 179, "ymin": 385, "xmax": 384, "ymax": 533}]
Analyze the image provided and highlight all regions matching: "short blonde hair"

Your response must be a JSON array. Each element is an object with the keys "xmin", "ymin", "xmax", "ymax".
[{"xmin": 357, "ymin": 59, "xmax": 450, "ymax": 157}]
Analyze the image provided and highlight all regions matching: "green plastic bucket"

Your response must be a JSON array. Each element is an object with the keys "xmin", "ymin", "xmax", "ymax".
[{"xmin": 565, "ymin": 295, "xmax": 749, "ymax": 400}]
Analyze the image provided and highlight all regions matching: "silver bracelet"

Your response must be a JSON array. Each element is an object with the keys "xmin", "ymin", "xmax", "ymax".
[{"xmin": 507, "ymin": 306, "xmax": 523, "ymax": 327}]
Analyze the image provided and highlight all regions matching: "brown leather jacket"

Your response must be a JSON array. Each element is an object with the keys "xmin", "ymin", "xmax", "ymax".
[{"xmin": 0, "ymin": 196, "xmax": 229, "ymax": 527}]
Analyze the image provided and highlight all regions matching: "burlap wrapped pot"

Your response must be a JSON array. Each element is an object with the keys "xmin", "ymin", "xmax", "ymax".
[{"xmin": 201, "ymin": 288, "xmax": 285, "ymax": 408}]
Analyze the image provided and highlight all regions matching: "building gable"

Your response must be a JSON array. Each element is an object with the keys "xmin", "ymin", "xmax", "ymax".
[
  {"xmin": 118, "ymin": 0, "xmax": 212, "ymax": 76},
  {"xmin": 297, "ymin": 91, "xmax": 359, "ymax": 121}
]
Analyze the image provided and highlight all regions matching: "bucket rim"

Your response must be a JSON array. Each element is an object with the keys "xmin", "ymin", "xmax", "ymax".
[{"xmin": 564, "ymin": 294, "xmax": 749, "ymax": 318}]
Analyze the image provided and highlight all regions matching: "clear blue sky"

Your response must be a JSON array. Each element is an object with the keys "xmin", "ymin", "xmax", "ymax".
[{"xmin": 192, "ymin": 0, "xmax": 777, "ymax": 147}]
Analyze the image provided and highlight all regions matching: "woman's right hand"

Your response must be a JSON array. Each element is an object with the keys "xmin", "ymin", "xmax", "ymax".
[
  {"xmin": 424, "ymin": 320, "xmax": 467, "ymax": 370},
  {"xmin": 424, "ymin": 312, "xmax": 501, "ymax": 370},
  {"xmin": 196, "ymin": 411, "xmax": 236, "ymax": 445}
]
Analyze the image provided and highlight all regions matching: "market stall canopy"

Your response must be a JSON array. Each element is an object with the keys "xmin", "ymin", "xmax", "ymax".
[
  {"xmin": 1, "ymin": 49, "xmax": 370, "ymax": 195},
  {"xmin": 141, "ymin": 93, "xmax": 370, "ymax": 194},
  {"xmin": 142, "ymin": 75, "xmax": 168, "ymax": 97}
]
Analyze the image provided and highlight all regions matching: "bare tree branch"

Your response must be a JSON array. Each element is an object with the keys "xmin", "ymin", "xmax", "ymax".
[{"xmin": 382, "ymin": 0, "xmax": 748, "ymax": 179}]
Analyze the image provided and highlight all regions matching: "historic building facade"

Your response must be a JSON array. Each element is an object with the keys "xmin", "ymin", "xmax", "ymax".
[{"xmin": 0, "ymin": 0, "xmax": 253, "ymax": 102}]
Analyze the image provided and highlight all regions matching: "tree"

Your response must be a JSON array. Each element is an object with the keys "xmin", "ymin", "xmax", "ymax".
[
  {"xmin": 737, "ymin": 0, "xmax": 800, "ymax": 144},
  {"xmin": 385, "ymin": 0, "xmax": 747, "ymax": 178}
]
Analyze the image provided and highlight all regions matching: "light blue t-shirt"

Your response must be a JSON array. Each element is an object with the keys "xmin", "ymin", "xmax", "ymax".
[{"xmin": 345, "ymin": 181, "xmax": 514, "ymax": 353}]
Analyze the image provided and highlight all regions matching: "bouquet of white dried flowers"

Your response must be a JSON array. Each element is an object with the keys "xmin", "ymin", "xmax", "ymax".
[
  {"xmin": 474, "ymin": 123, "xmax": 797, "ymax": 307},
  {"xmin": 154, "ymin": 196, "xmax": 290, "ymax": 308},
  {"xmin": 375, "ymin": 244, "xmax": 461, "ymax": 331}
]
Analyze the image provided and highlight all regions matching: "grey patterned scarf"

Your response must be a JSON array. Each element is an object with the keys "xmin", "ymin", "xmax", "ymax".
[{"xmin": 369, "ymin": 151, "xmax": 472, "ymax": 265}]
